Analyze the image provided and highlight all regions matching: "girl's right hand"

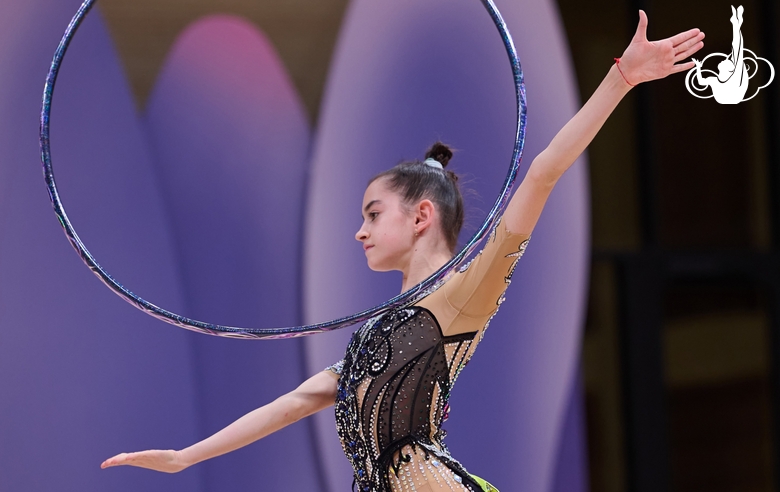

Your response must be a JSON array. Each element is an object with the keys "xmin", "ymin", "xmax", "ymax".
[{"xmin": 101, "ymin": 449, "xmax": 188, "ymax": 473}]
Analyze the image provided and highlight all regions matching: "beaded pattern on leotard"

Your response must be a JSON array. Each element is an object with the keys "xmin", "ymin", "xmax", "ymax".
[{"xmin": 334, "ymin": 306, "xmax": 481, "ymax": 492}]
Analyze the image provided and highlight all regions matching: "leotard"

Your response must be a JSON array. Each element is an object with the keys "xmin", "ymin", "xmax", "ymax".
[{"xmin": 325, "ymin": 215, "xmax": 531, "ymax": 492}]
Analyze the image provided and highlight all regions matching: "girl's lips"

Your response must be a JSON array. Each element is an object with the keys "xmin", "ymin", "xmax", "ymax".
[{"xmin": 364, "ymin": 245, "xmax": 374, "ymax": 251}]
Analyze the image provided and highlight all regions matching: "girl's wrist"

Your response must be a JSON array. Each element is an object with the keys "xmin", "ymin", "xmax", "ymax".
[
  {"xmin": 607, "ymin": 63, "xmax": 635, "ymax": 95},
  {"xmin": 175, "ymin": 448, "xmax": 196, "ymax": 469},
  {"xmin": 613, "ymin": 58, "xmax": 636, "ymax": 88}
]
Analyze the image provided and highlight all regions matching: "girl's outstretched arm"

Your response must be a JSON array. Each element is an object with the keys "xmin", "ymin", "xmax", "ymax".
[
  {"xmin": 503, "ymin": 10, "xmax": 705, "ymax": 236},
  {"xmin": 101, "ymin": 370, "xmax": 338, "ymax": 473}
]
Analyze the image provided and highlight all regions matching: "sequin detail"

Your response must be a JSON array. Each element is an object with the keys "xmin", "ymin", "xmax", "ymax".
[{"xmin": 326, "ymin": 359, "xmax": 345, "ymax": 376}]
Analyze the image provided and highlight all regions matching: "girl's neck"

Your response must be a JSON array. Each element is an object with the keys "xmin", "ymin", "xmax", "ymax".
[{"xmin": 400, "ymin": 251, "xmax": 452, "ymax": 294}]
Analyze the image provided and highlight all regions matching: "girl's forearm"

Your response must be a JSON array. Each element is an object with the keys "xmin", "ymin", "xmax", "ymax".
[
  {"xmin": 533, "ymin": 63, "xmax": 632, "ymax": 182},
  {"xmin": 177, "ymin": 393, "xmax": 309, "ymax": 467}
]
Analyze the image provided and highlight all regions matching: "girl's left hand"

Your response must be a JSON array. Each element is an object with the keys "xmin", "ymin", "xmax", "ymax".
[
  {"xmin": 618, "ymin": 10, "xmax": 705, "ymax": 86},
  {"xmin": 101, "ymin": 449, "xmax": 188, "ymax": 473}
]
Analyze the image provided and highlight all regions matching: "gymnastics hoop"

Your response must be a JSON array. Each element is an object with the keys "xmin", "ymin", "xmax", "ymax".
[{"xmin": 40, "ymin": 0, "xmax": 527, "ymax": 339}]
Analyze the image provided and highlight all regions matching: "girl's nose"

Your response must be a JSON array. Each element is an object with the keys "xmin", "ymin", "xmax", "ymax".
[{"xmin": 355, "ymin": 227, "xmax": 368, "ymax": 242}]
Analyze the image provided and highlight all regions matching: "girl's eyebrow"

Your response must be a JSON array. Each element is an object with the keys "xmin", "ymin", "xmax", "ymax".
[
  {"xmin": 363, "ymin": 199, "xmax": 382, "ymax": 213},
  {"xmin": 362, "ymin": 199, "xmax": 382, "ymax": 219}
]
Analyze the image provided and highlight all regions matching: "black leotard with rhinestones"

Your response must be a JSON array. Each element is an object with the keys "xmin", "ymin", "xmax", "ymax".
[{"xmin": 326, "ymin": 216, "xmax": 530, "ymax": 492}]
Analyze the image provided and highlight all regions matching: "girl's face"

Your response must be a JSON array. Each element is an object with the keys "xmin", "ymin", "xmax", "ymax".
[{"xmin": 355, "ymin": 178, "xmax": 417, "ymax": 271}]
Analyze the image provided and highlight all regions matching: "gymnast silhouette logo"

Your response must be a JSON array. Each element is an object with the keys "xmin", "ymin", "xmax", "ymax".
[{"xmin": 685, "ymin": 5, "xmax": 774, "ymax": 104}]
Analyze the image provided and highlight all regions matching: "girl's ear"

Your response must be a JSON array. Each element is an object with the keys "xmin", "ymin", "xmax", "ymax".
[{"xmin": 415, "ymin": 199, "xmax": 436, "ymax": 232}]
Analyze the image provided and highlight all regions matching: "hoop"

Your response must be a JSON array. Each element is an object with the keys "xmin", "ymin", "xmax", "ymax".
[{"xmin": 39, "ymin": 0, "xmax": 527, "ymax": 339}]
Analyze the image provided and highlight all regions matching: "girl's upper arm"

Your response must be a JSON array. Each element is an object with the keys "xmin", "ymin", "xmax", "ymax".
[
  {"xmin": 502, "ymin": 156, "xmax": 557, "ymax": 237},
  {"xmin": 442, "ymin": 215, "xmax": 531, "ymax": 318},
  {"xmin": 290, "ymin": 370, "xmax": 339, "ymax": 413}
]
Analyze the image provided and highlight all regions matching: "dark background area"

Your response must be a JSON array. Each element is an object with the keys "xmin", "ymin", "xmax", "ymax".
[
  {"xmin": 559, "ymin": 0, "xmax": 780, "ymax": 490},
  {"xmin": 100, "ymin": 0, "xmax": 780, "ymax": 490}
]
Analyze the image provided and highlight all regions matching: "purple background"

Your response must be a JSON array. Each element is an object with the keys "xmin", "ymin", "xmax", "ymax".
[
  {"xmin": 0, "ymin": 0, "xmax": 590, "ymax": 490},
  {"xmin": 0, "ymin": 2, "xmax": 203, "ymax": 490}
]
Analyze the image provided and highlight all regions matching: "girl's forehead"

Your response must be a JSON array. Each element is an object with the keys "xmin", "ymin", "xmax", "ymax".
[{"xmin": 363, "ymin": 179, "xmax": 393, "ymax": 201}]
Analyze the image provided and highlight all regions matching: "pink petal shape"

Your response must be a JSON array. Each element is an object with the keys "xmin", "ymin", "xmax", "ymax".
[{"xmin": 144, "ymin": 14, "xmax": 321, "ymax": 490}]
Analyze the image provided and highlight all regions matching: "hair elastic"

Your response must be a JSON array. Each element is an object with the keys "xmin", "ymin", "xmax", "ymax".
[{"xmin": 423, "ymin": 158, "xmax": 443, "ymax": 169}]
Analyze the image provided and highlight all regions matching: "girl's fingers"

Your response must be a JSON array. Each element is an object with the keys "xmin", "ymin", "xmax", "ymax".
[
  {"xmin": 101, "ymin": 453, "xmax": 125, "ymax": 468},
  {"xmin": 671, "ymin": 32, "xmax": 701, "ymax": 52},
  {"xmin": 675, "ymin": 41, "xmax": 705, "ymax": 63},
  {"xmin": 670, "ymin": 61, "xmax": 696, "ymax": 74},
  {"xmin": 669, "ymin": 28, "xmax": 702, "ymax": 47},
  {"xmin": 101, "ymin": 451, "xmax": 138, "ymax": 468},
  {"xmin": 674, "ymin": 32, "xmax": 705, "ymax": 57},
  {"xmin": 632, "ymin": 10, "xmax": 649, "ymax": 42}
]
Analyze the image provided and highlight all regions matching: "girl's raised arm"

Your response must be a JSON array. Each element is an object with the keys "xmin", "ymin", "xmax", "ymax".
[
  {"xmin": 503, "ymin": 10, "xmax": 705, "ymax": 236},
  {"xmin": 101, "ymin": 370, "xmax": 338, "ymax": 473}
]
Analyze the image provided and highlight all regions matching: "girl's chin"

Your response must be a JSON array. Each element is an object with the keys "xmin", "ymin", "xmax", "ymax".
[
  {"xmin": 367, "ymin": 263, "xmax": 388, "ymax": 272},
  {"xmin": 365, "ymin": 251, "xmax": 398, "ymax": 272},
  {"xmin": 366, "ymin": 259, "xmax": 393, "ymax": 272}
]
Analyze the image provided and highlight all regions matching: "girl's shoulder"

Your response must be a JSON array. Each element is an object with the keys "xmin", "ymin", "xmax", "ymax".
[{"xmin": 415, "ymin": 216, "xmax": 531, "ymax": 333}]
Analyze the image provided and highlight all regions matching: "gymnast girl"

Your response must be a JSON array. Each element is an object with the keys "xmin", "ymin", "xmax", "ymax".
[{"xmin": 101, "ymin": 11, "xmax": 704, "ymax": 492}]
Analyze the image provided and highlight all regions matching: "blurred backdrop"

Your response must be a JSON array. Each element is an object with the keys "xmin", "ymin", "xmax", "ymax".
[{"xmin": 0, "ymin": 0, "xmax": 778, "ymax": 491}]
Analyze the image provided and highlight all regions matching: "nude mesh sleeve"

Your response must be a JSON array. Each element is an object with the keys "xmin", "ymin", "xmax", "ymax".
[{"xmin": 442, "ymin": 216, "xmax": 531, "ymax": 317}]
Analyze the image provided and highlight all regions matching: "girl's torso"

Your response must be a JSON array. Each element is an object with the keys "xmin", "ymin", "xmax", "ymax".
[{"xmin": 327, "ymin": 216, "xmax": 530, "ymax": 492}]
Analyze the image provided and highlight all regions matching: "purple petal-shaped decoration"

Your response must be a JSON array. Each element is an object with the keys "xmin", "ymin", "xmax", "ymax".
[
  {"xmin": 143, "ymin": 15, "xmax": 322, "ymax": 490},
  {"xmin": 304, "ymin": 0, "xmax": 590, "ymax": 490},
  {"xmin": 0, "ymin": 2, "xmax": 202, "ymax": 490}
]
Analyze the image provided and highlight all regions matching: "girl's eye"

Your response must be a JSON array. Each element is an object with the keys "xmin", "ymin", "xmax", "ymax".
[{"xmin": 369, "ymin": 212, "xmax": 378, "ymax": 220}]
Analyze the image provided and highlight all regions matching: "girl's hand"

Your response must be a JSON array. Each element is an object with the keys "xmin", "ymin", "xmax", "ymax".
[
  {"xmin": 101, "ymin": 449, "xmax": 188, "ymax": 473},
  {"xmin": 618, "ymin": 10, "xmax": 705, "ymax": 85}
]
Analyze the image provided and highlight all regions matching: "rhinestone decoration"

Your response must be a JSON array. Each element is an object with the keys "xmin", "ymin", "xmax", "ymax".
[{"xmin": 333, "ymin": 306, "xmax": 487, "ymax": 491}]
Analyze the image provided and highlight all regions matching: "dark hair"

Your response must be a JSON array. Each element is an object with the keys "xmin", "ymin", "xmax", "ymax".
[{"xmin": 369, "ymin": 142, "xmax": 464, "ymax": 253}]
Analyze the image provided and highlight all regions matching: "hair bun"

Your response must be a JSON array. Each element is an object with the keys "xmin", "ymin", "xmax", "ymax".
[{"xmin": 424, "ymin": 142, "xmax": 454, "ymax": 168}]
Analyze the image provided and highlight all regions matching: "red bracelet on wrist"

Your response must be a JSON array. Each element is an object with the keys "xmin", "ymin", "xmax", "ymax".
[{"xmin": 614, "ymin": 57, "xmax": 636, "ymax": 87}]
